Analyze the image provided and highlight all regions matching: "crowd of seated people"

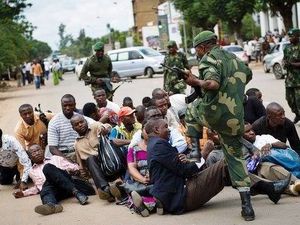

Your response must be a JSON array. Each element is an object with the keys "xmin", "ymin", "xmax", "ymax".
[{"xmin": 1, "ymin": 86, "xmax": 300, "ymax": 219}]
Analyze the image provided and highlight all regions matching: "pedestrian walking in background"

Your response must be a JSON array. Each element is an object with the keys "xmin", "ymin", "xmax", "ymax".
[
  {"xmin": 52, "ymin": 59, "xmax": 61, "ymax": 86},
  {"xmin": 31, "ymin": 60, "xmax": 43, "ymax": 89}
]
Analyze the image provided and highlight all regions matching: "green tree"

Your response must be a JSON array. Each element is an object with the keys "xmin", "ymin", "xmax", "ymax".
[
  {"xmin": 28, "ymin": 40, "xmax": 52, "ymax": 60},
  {"xmin": 241, "ymin": 14, "xmax": 261, "ymax": 40},
  {"xmin": 58, "ymin": 23, "xmax": 73, "ymax": 49},
  {"xmin": 256, "ymin": 0, "xmax": 300, "ymax": 31}
]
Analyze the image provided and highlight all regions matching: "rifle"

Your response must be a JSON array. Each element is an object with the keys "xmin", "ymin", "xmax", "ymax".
[
  {"xmin": 106, "ymin": 77, "xmax": 132, "ymax": 100},
  {"xmin": 34, "ymin": 104, "xmax": 52, "ymax": 149},
  {"xmin": 34, "ymin": 104, "xmax": 52, "ymax": 127},
  {"xmin": 161, "ymin": 63, "xmax": 202, "ymax": 103}
]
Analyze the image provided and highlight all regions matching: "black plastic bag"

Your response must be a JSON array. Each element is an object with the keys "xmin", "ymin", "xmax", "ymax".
[{"xmin": 97, "ymin": 135, "xmax": 125, "ymax": 177}]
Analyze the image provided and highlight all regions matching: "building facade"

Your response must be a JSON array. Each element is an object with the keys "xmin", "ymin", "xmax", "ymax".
[{"xmin": 258, "ymin": 3, "xmax": 300, "ymax": 36}]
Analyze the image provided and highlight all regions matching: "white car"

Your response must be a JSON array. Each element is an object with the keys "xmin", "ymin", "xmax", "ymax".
[
  {"xmin": 222, "ymin": 45, "xmax": 248, "ymax": 65},
  {"xmin": 263, "ymin": 41, "xmax": 289, "ymax": 73},
  {"xmin": 107, "ymin": 47, "xmax": 164, "ymax": 78},
  {"xmin": 75, "ymin": 57, "xmax": 87, "ymax": 80},
  {"xmin": 270, "ymin": 55, "xmax": 287, "ymax": 79}
]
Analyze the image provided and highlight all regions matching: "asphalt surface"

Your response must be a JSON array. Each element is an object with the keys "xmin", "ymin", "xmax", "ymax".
[{"xmin": 1, "ymin": 63, "xmax": 300, "ymax": 225}]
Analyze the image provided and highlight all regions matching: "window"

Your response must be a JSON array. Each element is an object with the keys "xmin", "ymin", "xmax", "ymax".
[
  {"xmin": 109, "ymin": 53, "xmax": 118, "ymax": 62},
  {"xmin": 140, "ymin": 48, "xmax": 161, "ymax": 56},
  {"xmin": 129, "ymin": 51, "xmax": 142, "ymax": 60},
  {"xmin": 118, "ymin": 52, "xmax": 129, "ymax": 61}
]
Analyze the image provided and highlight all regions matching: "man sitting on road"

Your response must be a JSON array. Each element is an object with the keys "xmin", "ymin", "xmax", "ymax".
[
  {"xmin": 15, "ymin": 104, "xmax": 53, "ymax": 151},
  {"xmin": 71, "ymin": 114, "xmax": 123, "ymax": 203},
  {"xmin": 0, "ymin": 128, "xmax": 31, "ymax": 190},
  {"xmin": 13, "ymin": 144, "xmax": 95, "ymax": 216},
  {"xmin": 252, "ymin": 102, "xmax": 300, "ymax": 155},
  {"xmin": 146, "ymin": 119, "xmax": 290, "ymax": 217},
  {"xmin": 93, "ymin": 89, "xmax": 120, "ymax": 113},
  {"xmin": 47, "ymin": 94, "xmax": 94, "ymax": 162},
  {"xmin": 109, "ymin": 107, "xmax": 141, "ymax": 154}
]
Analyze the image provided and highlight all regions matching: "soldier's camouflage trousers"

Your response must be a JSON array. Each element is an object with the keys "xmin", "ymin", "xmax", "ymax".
[
  {"xmin": 185, "ymin": 99, "xmax": 203, "ymax": 139},
  {"xmin": 286, "ymin": 87, "xmax": 300, "ymax": 117},
  {"xmin": 219, "ymin": 133, "xmax": 251, "ymax": 187}
]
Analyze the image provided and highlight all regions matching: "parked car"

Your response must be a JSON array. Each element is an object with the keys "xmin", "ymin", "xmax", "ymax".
[
  {"xmin": 75, "ymin": 57, "xmax": 87, "ymax": 80},
  {"xmin": 263, "ymin": 41, "xmax": 289, "ymax": 73},
  {"xmin": 222, "ymin": 45, "xmax": 248, "ymax": 65},
  {"xmin": 270, "ymin": 55, "xmax": 287, "ymax": 79},
  {"xmin": 107, "ymin": 47, "xmax": 164, "ymax": 78},
  {"xmin": 62, "ymin": 59, "xmax": 76, "ymax": 73}
]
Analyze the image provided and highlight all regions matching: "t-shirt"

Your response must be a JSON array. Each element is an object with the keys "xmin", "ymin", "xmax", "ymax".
[{"xmin": 48, "ymin": 112, "xmax": 95, "ymax": 152}]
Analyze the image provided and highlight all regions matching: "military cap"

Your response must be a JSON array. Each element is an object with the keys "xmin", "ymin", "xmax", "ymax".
[
  {"xmin": 167, "ymin": 40, "xmax": 177, "ymax": 48},
  {"xmin": 193, "ymin": 30, "xmax": 217, "ymax": 47},
  {"xmin": 288, "ymin": 28, "xmax": 300, "ymax": 37},
  {"xmin": 93, "ymin": 42, "xmax": 104, "ymax": 51}
]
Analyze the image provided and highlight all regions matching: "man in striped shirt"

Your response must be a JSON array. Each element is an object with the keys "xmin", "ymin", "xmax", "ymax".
[{"xmin": 48, "ymin": 94, "xmax": 94, "ymax": 162}]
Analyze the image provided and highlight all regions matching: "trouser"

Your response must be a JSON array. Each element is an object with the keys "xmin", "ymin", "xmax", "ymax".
[
  {"xmin": 34, "ymin": 76, "xmax": 41, "ymax": 89},
  {"xmin": 45, "ymin": 71, "xmax": 49, "ymax": 80},
  {"xmin": 40, "ymin": 164, "xmax": 95, "ymax": 204},
  {"xmin": 0, "ymin": 165, "xmax": 20, "ymax": 185},
  {"xmin": 184, "ymin": 160, "xmax": 277, "ymax": 211},
  {"xmin": 258, "ymin": 162, "xmax": 297, "ymax": 183},
  {"xmin": 286, "ymin": 87, "xmax": 300, "ymax": 117},
  {"xmin": 26, "ymin": 71, "xmax": 32, "ymax": 83},
  {"xmin": 219, "ymin": 133, "xmax": 251, "ymax": 188},
  {"xmin": 86, "ymin": 155, "xmax": 120, "ymax": 189},
  {"xmin": 21, "ymin": 73, "xmax": 26, "ymax": 86},
  {"xmin": 185, "ymin": 160, "xmax": 231, "ymax": 211}
]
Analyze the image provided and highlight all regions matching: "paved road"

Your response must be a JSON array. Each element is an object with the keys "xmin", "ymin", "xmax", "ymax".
[{"xmin": 1, "ymin": 65, "xmax": 300, "ymax": 225}]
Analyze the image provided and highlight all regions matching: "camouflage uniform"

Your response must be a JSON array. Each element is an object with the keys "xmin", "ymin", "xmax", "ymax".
[
  {"xmin": 283, "ymin": 38, "xmax": 300, "ymax": 118},
  {"xmin": 80, "ymin": 42, "xmax": 113, "ymax": 99},
  {"xmin": 192, "ymin": 44, "xmax": 253, "ymax": 188},
  {"xmin": 163, "ymin": 49, "xmax": 189, "ymax": 94}
]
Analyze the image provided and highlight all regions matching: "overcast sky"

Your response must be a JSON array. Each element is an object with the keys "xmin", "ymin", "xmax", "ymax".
[{"xmin": 24, "ymin": 0, "xmax": 134, "ymax": 50}]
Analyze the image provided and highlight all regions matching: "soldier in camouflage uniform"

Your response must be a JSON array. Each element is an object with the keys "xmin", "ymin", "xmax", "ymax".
[
  {"xmin": 283, "ymin": 28, "xmax": 300, "ymax": 124},
  {"xmin": 183, "ymin": 31, "xmax": 255, "ymax": 221},
  {"xmin": 163, "ymin": 41, "xmax": 190, "ymax": 94},
  {"xmin": 80, "ymin": 42, "xmax": 118, "ymax": 101}
]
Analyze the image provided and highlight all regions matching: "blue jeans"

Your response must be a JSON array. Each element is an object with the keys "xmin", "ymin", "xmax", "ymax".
[{"xmin": 34, "ymin": 76, "xmax": 41, "ymax": 89}]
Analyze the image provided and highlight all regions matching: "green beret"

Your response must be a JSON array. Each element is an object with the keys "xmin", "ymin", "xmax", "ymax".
[
  {"xmin": 193, "ymin": 31, "xmax": 217, "ymax": 47},
  {"xmin": 93, "ymin": 42, "xmax": 104, "ymax": 51},
  {"xmin": 167, "ymin": 40, "xmax": 177, "ymax": 48},
  {"xmin": 288, "ymin": 28, "xmax": 300, "ymax": 37}
]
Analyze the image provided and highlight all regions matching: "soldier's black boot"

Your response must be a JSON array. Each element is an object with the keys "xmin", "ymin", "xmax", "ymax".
[
  {"xmin": 250, "ymin": 174, "xmax": 291, "ymax": 204},
  {"xmin": 188, "ymin": 138, "xmax": 201, "ymax": 161},
  {"xmin": 239, "ymin": 190, "xmax": 255, "ymax": 221}
]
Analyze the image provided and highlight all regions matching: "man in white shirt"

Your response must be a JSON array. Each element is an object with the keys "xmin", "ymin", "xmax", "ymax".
[
  {"xmin": 48, "ymin": 94, "xmax": 94, "ymax": 162},
  {"xmin": 94, "ymin": 89, "xmax": 120, "ymax": 113},
  {"xmin": 0, "ymin": 128, "xmax": 31, "ymax": 190}
]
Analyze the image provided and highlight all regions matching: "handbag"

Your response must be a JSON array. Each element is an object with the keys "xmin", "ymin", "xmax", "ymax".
[
  {"xmin": 121, "ymin": 180, "xmax": 153, "ymax": 195},
  {"xmin": 97, "ymin": 135, "xmax": 125, "ymax": 177}
]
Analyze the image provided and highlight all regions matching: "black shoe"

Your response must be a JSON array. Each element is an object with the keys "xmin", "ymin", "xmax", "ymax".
[
  {"xmin": 294, "ymin": 116, "xmax": 300, "ymax": 124},
  {"xmin": 268, "ymin": 174, "xmax": 291, "ymax": 204},
  {"xmin": 98, "ymin": 186, "xmax": 115, "ymax": 202},
  {"xmin": 239, "ymin": 191, "xmax": 255, "ymax": 221},
  {"xmin": 74, "ymin": 191, "xmax": 88, "ymax": 205}
]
